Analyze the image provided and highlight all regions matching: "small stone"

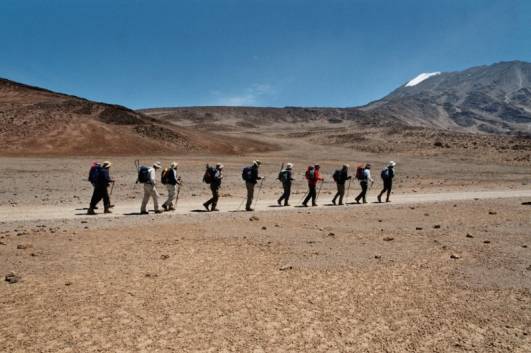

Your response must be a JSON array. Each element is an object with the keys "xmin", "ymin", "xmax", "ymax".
[
  {"xmin": 279, "ymin": 265, "xmax": 293, "ymax": 271},
  {"xmin": 526, "ymin": 265, "xmax": 531, "ymax": 271},
  {"xmin": 17, "ymin": 244, "xmax": 31, "ymax": 250},
  {"xmin": 249, "ymin": 216, "xmax": 259, "ymax": 221},
  {"xmin": 383, "ymin": 237, "xmax": 394, "ymax": 242},
  {"xmin": 81, "ymin": 220, "xmax": 88, "ymax": 224},
  {"xmin": 466, "ymin": 233, "xmax": 474, "ymax": 238},
  {"xmin": 522, "ymin": 245, "xmax": 528, "ymax": 248},
  {"xmin": 483, "ymin": 240, "xmax": 491, "ymax": 244},
  {"xmin": 160, "ymin": 255, "xmax": 169, "ymax": 260},
  {"xmin": 374, "ymin": 255, "xmax": 382, "ymax": 259},
  {"xmin": 0, "ymin": 241, "xmax": 5, "ymax": 246},
  {"xmin": 144, "ymin": 273, "xmax": 158, "ymax": 278},
  {"xmin": 274, "ymin": 224, "xmax": 280, "ymax": 227},
  {"xmin": 450, "ymin": 254, "xmax": 460, "ymax": 259},
  {"xmin": 327, "ymin": 232, "xmax": 335, "ymax": 237},
  {"xmin": 65, "ymin": 281, "xmax": 72, "ymax": 286},
  {"xmin": 424, "ymin": 213, "xmax": 429, "ymax": 216},
  {"xmin": 433, "ymin": 225, "xmax": 441, "ymax": 229},
  {"xmin": 262, "ymin": 226, "xmax": 267, "ymax": 230},
  {"xmin": 5, "ymin": 272, "xmax": 20, "ymax": 284},
  {"xmin": 416, "ymin": 227, "xmax": 423, "ymax": 230},
  {"xmin": 488, "ymin": 211, "xmax": 497, "ymax": 215}
]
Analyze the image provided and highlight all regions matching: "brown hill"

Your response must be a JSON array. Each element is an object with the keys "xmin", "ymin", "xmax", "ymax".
[{"xmin": 0, "ymin": 78, "xmax": 275, "ymax": 156}]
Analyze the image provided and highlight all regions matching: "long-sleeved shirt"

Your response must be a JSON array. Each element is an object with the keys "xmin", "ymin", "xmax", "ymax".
[
  {"xmin": 306, "ymin": 169, "xmax": 323, "ymax": 187},
  {"xmin": 335, "ymin": 169, "xmax": 351, "ymax": 185},
  {"xmin": 148, "ymin": 167, "xmax": 157, "ymax": 185},
  {"xmin": 212, "ymin": 170, "xmax": 223, "ymax": 188},
  {"xmin": 166, "ymin": 169, "xmax": 180, "ymax": 185},
  {"xmin": 362, "ymin": 169, "xmax": 374, "ymax": 183},
  {"xmin": 95, "ymin": 167, "xmax": 112, "ymax": 187}
]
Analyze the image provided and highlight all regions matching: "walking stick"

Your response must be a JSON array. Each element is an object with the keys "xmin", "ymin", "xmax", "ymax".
[
  {"xmin": 316, "ymin": 180, "xmax": 325, "ymax": 201},
  {"xmin": 110, "ymin": 180, "xmax": 115, "ymax": 196},
  {"xmin": 345, "ymin": 178, "xmax": 352, "ymax": 200},
  {"xmin": 175, "ymin": 183, "xmax": 182, "ymax": 207},
  {"xmin": 254, "ymin": 177, "xmax": 265, "ymax": 209},
  {"xmin": 298, "ymin": 190, "xmax": 309, "ymax": 205}
]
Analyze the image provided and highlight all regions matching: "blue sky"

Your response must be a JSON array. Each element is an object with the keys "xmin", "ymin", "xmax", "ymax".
[{"xmin": 1, "ymin": 0, "xmax": 530, "ymax": 109}]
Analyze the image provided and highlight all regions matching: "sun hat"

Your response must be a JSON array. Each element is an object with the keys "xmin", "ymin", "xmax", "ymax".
[
  {"xmin": 170, "ymin": 161, "xmax": 179, "ymax": 169},
  {"xmin": 388, "ymin": 161, "xmax": 396, "ymax": 167},
  {"xmin": 216, "ymin": 163, "xmax": 224, "ymax": 169},
  {"xmin": 153, "ymin": 161, "xmax": 162, "ymax": 169},
  {"xmin": 101, "ymin": 161, "xmax": 112, "ymax": 168},
  {"xmin": 286, "ymin": 163, "xmax": 293, "ymax": 169}
]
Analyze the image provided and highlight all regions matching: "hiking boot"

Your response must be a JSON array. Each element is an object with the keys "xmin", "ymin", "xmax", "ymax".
[
  {"xmin": 332, "ymin": 199, "xmax": 336, "ymax": 205},
  {"xmin": 87, "ymin": 208, "xmax": 96, "ymax": 215},
  {"xmin": 355, "ymin": 198, "xmax": 361, "ymax": 204},
  {"xmin": 109, "ymin": 204, "xmax": 115, "ymax": 208},
  {"xmin": 246, "ymin": 208, "xmax": 254, "ymax": 212},
  {"xmin": 140, "ymin": 211, "xmax": 149, "ymax": 215},
  {"xmin": 168, "ymin": 206, "xmax": 176, "ymax": 211},
  {"xmin": 377, "ymin": 195, "xmax": 382, "ymax": 203},
  {"xmin": 211, "ymin": 208, "xmax": 220, "ymax": 212},
  {"xmin": 284, "ymin": 203, "xmax": 290, "ymax": 207},
  {"xmin": 302, "ymin": 203, "xmax": 308, "ymax": 207},
  {"xmin": 338, "ymin": 202, "xmax": 344, "ymax": 206},
  {"xmin": 162, "ymin": 204, "xmax": 168, "ymax": 211},
  {"xmin": 277, "ymin": 199, "xmax": 282, "ymax": 206},
  {"xmin": 386, "ymin": 199, "xmax": 391, "ymax": 203},
  {"xmin": 203, "ymin": 203, "xmax": 210, "ymax": 211},
  {"xmin": 312, "ymin": 203, "xmax": 318, "ymax": 207},
  {"xmin": 104, "ymin": 208, "xmax": 112, "ymax": 214},
  {"xmin": 154, "ymin": 210, "xmax": 163, "ymax": 214}
]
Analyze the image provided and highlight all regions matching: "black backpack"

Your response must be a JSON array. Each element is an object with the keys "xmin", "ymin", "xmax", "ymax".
[
  {"xmin": 137, "ymin": 166, "xmax": 150, "ymax": 184},
  {"xmin": 161, "ymin": 168, "xmax": 170, "ymax": 185},
  {"xmin": 242, "ymin": 166, "xmax": 253, "ymax": 182},
  {"xmin": 279, "ymin": 170, "xmax": 289, "ymax": 183},
  {"xmin": 332, "ymin": 169, "xmax": 341, "ymax": 183},
  {"xmin": 203, "ymin": 166, "xmax": 216, "ymax": 184}
]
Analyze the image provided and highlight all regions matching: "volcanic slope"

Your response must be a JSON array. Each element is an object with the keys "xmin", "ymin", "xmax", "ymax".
[
  {"xmin": 361, "ymin": 61, "xmax": 531, "ymax": 135},
  {"xmin": 0, "ymin": 78, "xmax": 275, "ymax": 156}
]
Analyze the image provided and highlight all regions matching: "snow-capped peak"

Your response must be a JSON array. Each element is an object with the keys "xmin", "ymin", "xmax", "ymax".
[{"xmin": 405, "ymin": 72, "xmax": 441, "ymax": 87}]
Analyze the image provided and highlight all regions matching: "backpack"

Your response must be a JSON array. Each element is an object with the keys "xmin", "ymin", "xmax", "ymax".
[
  {"xmin": 279, "ymin": 170, "xmax": 289, "ymax": 183},
  {"xmin": 242, "ymin": 166, "xmax": 253, "ymax": 182},
  {"xmin": 332, "ymin": 169, "xmax": 341, "ymax": 183},
  {"xmin": 161, "ymin": 168, "xmax": 170, "ymax": 185},
  {"xmin": 88, "ymin": 163, "xmax": 100, "ymax": 184},
  {"xmin": 203, "ymin": 166, "xmax": 216, "ymax": 184},
  {"xmin": 137, "ymin": 166, "xmax": 151, "ymax": 184},
  {"xmin": 306, "ymin": 167, "xmax": 315, "ymax": 180},
  {"xmin": 381, "ymin": 168, "xmax": 390, "ymax": 180},
  {"xmin": 355, "ymin": 166, "xmax": 365, "ymax": 180}
]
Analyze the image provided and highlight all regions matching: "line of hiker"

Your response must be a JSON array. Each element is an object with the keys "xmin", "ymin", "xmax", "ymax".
[{"xmin": 86, "ymin": 160, "xmax": 396, "ymax": 214}]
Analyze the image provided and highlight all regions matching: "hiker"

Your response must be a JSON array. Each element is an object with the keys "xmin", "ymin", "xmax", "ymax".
[
  {"xmin": 332, "ymin": 164, "xmax": 351, "ymax": 205},
  {"xmin": 242, "ymin": 160, "xmax": 263, "ymax": 211},
  {"xmin": 139, "ymin": 162, "xmax": 163, "ymax": 214},
  {"xmin": 277, "ymin": 163, "xmax": 294, "ymax": 206},
  {"xmin": 203, "ymin": 163, "xmax": 224, "ymax": 212},
  {"xmin": 302, "ymin": 164, "xmax": 324, "ymax": 207},
  {"xmin": 161, "ymin": 162, "xmax": 182, "ymax": 211},
  {"xmin": 87, "ymin": 161, "xmax": 113, "ymax": 215},
  {"xmin": 378, "ymin": 161, "xmax": 396, "ymax": 203},
  {"xmin": 355, "ymin": 163, "xmax": 374, "ymax": 204}
]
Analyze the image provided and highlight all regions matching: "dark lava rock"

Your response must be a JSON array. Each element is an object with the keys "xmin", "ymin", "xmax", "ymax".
[{"xmin": 5, "ymin": 272, "xmax": 20, "ymax": 284}]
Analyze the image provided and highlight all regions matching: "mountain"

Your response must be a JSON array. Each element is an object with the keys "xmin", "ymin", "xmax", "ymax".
[
  {"xmin": 0, "ymin": 78, "xmax": 275, "ymax": 155},
  {"xmin": 361, "ymin": 61, "xmax": 531, "ymax": 135}
]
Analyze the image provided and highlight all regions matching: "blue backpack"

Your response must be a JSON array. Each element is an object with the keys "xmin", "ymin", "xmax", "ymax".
[
  {"xmin": 88, "ymin": 163, "xmax": 100, "ymax": 184},
  {"xmin": 242, "ymin": 166, "xmax": 253, "ymax": 182},
  {"xmin": 381, "ymin": 168, "xmax": 390, "ymax": 180},
  {"xmin": 137, "ymin": 166, "xmax": 151, "ymax": 184}
]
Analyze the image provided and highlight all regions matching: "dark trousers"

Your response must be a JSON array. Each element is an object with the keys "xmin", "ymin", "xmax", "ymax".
[
  {"xmin": 278, "ymin": 183, "xmax": 291, "ymax": 205},
  {"xmin": 303, "ymin": 185, "xmax": 317, "ymax": 205},
  {"xmin": 332, "ymin": 183, "xmax": 345, "ymax": 204},
  {"xmin": 205, "ymin": 184, "xmax": 220, "ymax": 210},
  {"xmin": 355, "ymin": 181, "xmax": 368, "ymax": 203},
  {"xmin": 246, "ymin": 181, "xmax": 255, "ymax": 210},
  {"xmin": 90, "ymin": 184, "xmax": 110, "ymax": 209},
  {"xmin": 378, "ymin": 180, "xmax": 393, "ymax": 201}
]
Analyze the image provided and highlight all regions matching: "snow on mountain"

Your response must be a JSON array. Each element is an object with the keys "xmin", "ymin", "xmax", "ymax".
[{"xmin": 405, "ymin": 72, "xmax": 441, "ymax": 87}]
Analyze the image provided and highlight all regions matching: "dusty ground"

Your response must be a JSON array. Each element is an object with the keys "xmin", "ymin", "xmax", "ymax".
[
  {"xmin": 1, "ymin": 197, "xmax": 530, "ymax": 352},
  {"xmin": 1, "ymin": 129, "xmax": 531, "ymax": 352}
]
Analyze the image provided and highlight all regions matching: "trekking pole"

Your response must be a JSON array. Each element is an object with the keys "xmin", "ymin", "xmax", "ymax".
[
  {"xmin": 253, "ymin": 177, "xmax": 265, "ymax": 209},
  {"xmin": 298, "ymin": 190, "xmax": 309, "ymax": 205},
  {"xmin": 316, "ymin": 180, "xmax": 325, "ymax": 201},
  {"xmin": 110, "ymin": 180, "xmax": 115, "ymax": 196},
  {"xmin": 345, "ymin": 178, "xmax": 352, "ymax": 200},
  {"xmin": 175, "ymin": 183, "xmax": 182, "ymax": 207}
]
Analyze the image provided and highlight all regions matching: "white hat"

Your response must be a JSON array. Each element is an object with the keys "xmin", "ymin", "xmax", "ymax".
[
  {"xmin": 253, "ymin": 160, "xmax": 262, "ymax": 166},
  {"xmin": 216, "ymin": 163, "xmax": 224, "ymax": 169},
  {"xmin": 101, "ymin": 161, "xmax": 112, "ymax": 168},
  {"xmin": 170, "ymin": 161, "xmax": 178, "ymax": 169},
  {"xmin": 388, "ymin": 161, "xmax": 396, "ymax": 167},
  {"xmin": 343, "ymin": 164, "xmax": 350, "ymax": 169},
  {"xmin": 153, "ymin": 161, "xmax": 161, "ymax": 169},
  {"xmin": 286, "ymin": 163, "xmax": 293, "ymax": 169}
]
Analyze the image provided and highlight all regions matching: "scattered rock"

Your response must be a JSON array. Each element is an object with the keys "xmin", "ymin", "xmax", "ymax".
[
  {"xmin": 160, "ymin": 255, "xmax": 169, "ymax": 260},
  {"xmin": 30, "ymin": 253, "xmax": 37, "ymax": 257},
  {"xmin": 488, "ymin": 211, "xmax": 497, "ymax": 215},
  {"xmin": 279, "ymin": 265, "xmax": 293, "ymax": 271},
  {"xmin": 416, "ymin": 227, "xmax": 423, "ymax": 230},
  {"xmin": 526, "ymin": 265, "xmax": 531, "ymax": 271},
  {"xmin": 450, "ymin": 254, "xmax": 460, "ymax": 259},
  {"xmin": 5, "ymin": 272, "xmax": 20, "ymax": 284},
  {"xmin": 383, "ymin": 237, "xmax": 394, "ymax": 242},
  {"xmin": 424, "ymin": 213, "xmax": 429, "ymax": 217},
  {"xmin": 483, "ymin": 240, "xmax": 491, "ymax": 244},
  {"xmin": 327, "ymin": 232, "xmax": 335, "ymax": 237},
  {"xmin": 466, "ymin": 233, "xmax": 474, "ymax": 238},
  {"xmin": 249, "ymin": 216, "xmax": 259, "ymax": 222},
  {"xmin": 80, "ymin": 220, "xmax": 88, "ymax": 224},
  {"xmin": 433, "ymin": 225, "xmax": 441, "ymax": 229},
  {"xmin": 65, "ymin": 281, "xmax": 72, "ymax": 286},
  {"xmin": 274, "ymin": 224, "xmax": 280, "ymax": 228},
  {"xmin": 0, "ymin": 241, "xmax": 5, "ymax": 246},
  {"xmin": 374, "ymin": 255, "xmax": 382, "ymax": 259},
  {"xmin": 306, "ymin": 240, "xmax": 316, "ymax": 244},
  {"xmin": 522, "ymin": 245, "xmax": 528, "ymax": 248},
  {"xmin": 17, "ymin": 244, "xmax": 31, "ymax": 250},
  {"xmin": 144, "ymin": 273, "xmax": 158, "ymax": 278},
  {"xmin": 261, "ymin": 226, "xmax": 267, "ymax": 230}
]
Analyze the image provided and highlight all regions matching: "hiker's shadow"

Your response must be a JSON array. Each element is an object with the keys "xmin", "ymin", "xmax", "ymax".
[{"xmin": 191, "ymin": 209, "xmax": 210, "ymax": 213}]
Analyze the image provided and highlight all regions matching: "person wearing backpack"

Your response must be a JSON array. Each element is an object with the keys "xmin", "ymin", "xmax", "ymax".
[
  {"xmin": 87, "ymin": 161, "xmax": 113, "ymax": 215},
  {"xmin": 242, "ymin": 160, "xmax": 263, "ymax": 211},
  {"xmin": 302, "ymin": 164, "xmax": 324, "ymax": 207},
  {"xmin": 332, "ymin": 164, "xmax": 351, "ymax": 206},
  {"xmin": 161, "ymin": 162, "xmax": 182, "ymax": 211},
  {"xmin": 140, "ymin": 162, "xmax": 163, "ymax": 214},
  {"xmin": 277, "ymin": 163, "xmax": 294, "ymax": 206},
  {"xmin": 377, "ymin": 161, "xmax": 396, "ymax": 203},
  {"xmin": 354, "ymin": 163, "xmax": 374, "ymax": 204},
  {"xmin": 203, "ymin": 163, "xmax": 224, "ymax": 211}
]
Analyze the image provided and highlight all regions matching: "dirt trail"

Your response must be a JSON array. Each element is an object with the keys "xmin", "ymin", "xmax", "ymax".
[{"xmin": 1, "ymin": 189, "xmax": 530, "ymax": 222}]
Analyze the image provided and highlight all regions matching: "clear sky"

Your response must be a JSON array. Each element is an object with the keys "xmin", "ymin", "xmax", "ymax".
[{"xmin": 1, "ymin": 0, "xmax": 530, "ymax": 109}]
